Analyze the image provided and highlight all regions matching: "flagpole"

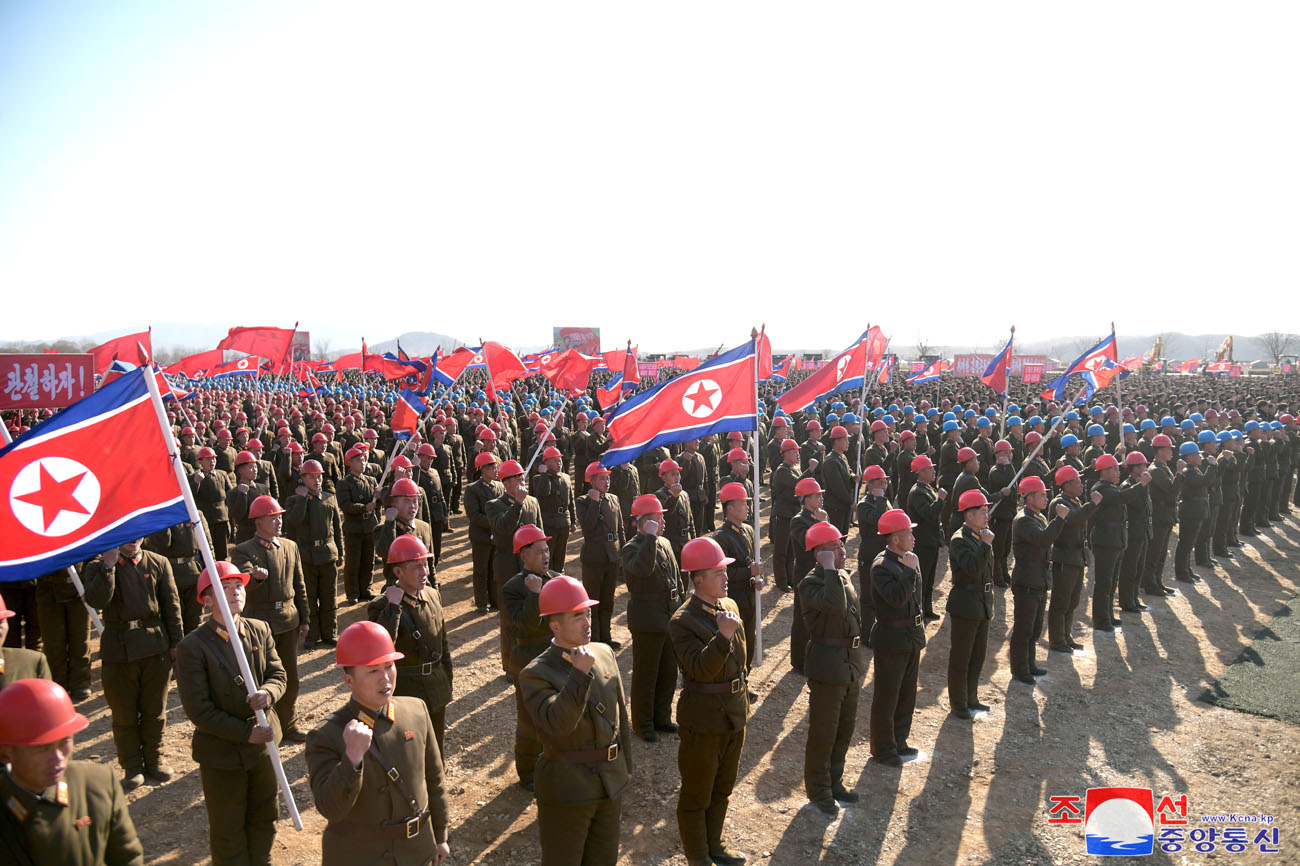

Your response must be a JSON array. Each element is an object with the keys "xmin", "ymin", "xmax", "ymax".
[
  {"xmin": 140, "ymin": 365, "xmax": 303, "ymax": 830},
  {"xmin": 854, "ymin": 333, "xmax": 891, "ymax": 504},
  {"xmin": 0, "ymin": 424, "xmax": 104, "ymax": 635},
  {"xmin": 750, "ymin": 327, "xmax": 764, "ymax": 666},
  {"xmin": 523, "ymin": 397, "xmax": 568, "ymax": 478},
  {"xmin": 1006, "ymin": 415, "xmax": 1065, "ymax": 491}
]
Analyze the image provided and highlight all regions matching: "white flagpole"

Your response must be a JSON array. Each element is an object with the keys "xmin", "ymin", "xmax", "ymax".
[
  {"xmin": 523, "ymin": 397, "xmax": 568, "ymax": 478},
  {"xmin": 141, "ymin": 367, "xmax": 304, "ymax": 830},
  {"xmin": 1006, "ymin": 415, "xmax": 1065, "ymax": 491},
  {"xmin": 852, "ymin": 325, "xmax": 871, "ymax": 505},
  {"xmin": 0, "ymin": 423, "xmax": 104, "ymax": 635},
  {"xmin": 750, "ymin": 327, "xmax": 764, "ymax": 665}
]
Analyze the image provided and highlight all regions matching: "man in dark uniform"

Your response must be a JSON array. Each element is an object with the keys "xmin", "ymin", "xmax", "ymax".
[
  {"xmin": 0, "ymin": 678, "xmax": 144, "ymax": 865},
  {"xmin": 620, "ymin": 496, "xmax": 684, "ymax": 742},
  {"xmin": 337, "ymin": 447, "xmax": 381, "ymax": 604},
  {"xmin": 987, "ymin": 440, "xmax": 1018, "ymax": 586},
  {"xmin": 308, "ymin": 433, "xmax": 343, "ymax": 495},
  {"xmin": 465, "ymin": 452, "xmax": 504, "ymax": 613},
  {"xmin": 83, "ymin": 538, "xmax": 184, "ymax": 789},
  {"xmin": 677, "ymin": 438, "xmax": 710, "ymax": 536},
  {"xmin": 1174, "ymin": 441, "xmax": 1211, "ymax": 583},
  {"xmin": 283, "ymin": 459, "xmax": 344, "ymax": 647},
  {"xmin": 1047, "ymin": 467, "xmax": 1102, "ymax": 645},
  {"xmin": 945, "ymin": 490, "xmax": 995, "ymax": 715},
  {"xmin": 0, "ymin": 591, "xmax": 52, "ymax": 688},
  {"xmin": 530, "ymin": 446, "xmax": 576, "ymax": 572},
  {"xmin": 718, "ymin": 447, "xmax": 755, "ymax": 502},
  {"xmin": 947, "ymin": 447, "xmax": 987, "ymax": 536},
  {"xmin": 144, "ymin": 512, "xmax": 214, "ymax": 636},
  {"xmin": 373, "ymin": 479, "xmax": 436, "ymax": 589},
  {"xmin": 769, "ymin": 439, "xmax": 802, "ymax": 592},
  {"xmin": 1213, "ymin": 432, "xmax": 1241, "ymax": 556},
  {"xmin": 799, "ymin": 521, "xmax": 866, "ymax": 814},
  {"xmin": 821, "ymin": 426, "xmax": 855, "ymax": 533},
  {"xmin": 230, "ymin": 496, "xmax": 310, "ymax": 743},
  {"xmin": 905, "ymin": 455, "xmax": 946, "ymax": 621},
  {"xmin": 246, "ymin": 438, "xmax": 279, "ymax": 501},
  {"xmin": 1009, "ymin": 478, "xmax": 1067, "ymax": 683},
  {"xmin": 868, "ymin": 509, "xmax": 926, "ymax": 766},
  {"xmin": 607, "ymin": 456, "xmax": 641, "ymax": 532},
  {"xmin": 788, "ymin": 478, "xmax": 827, "ymax": 675},
  {"xmin": 176, "ymin": 561, "xmax": 287, "ymax": 866},
  {"xmin": 1089, "ymin": 453, "xmax": 1151, "ymax": 630},
  {"xmin": 502, "ymin": 525, "xmax": 561, "ymax": 791},
  {"xmin": 1118, "ymin": 452, "xmax": 1155, "ymax": 613},
  {"xmin": 712, "ymin": 482, "xmax": 765, "ymax": 675},
  {"xmin": 306, "ymin": 622, "xmax": 451, "ymax": 866},
  {"xmin": 489, "ymin": 460, "xmax": 545, "ymax": 671},
  {"xmin": 670, "ymin": 537, "xmax": 750, "ymax": 866},
  {"xmin": 367, "ymin": 536, "xmax": 452, "ymax": 754},
  {"xmin": 1192, "ymin": 431, "xmax": 1222, "ymax": 569},
  {"xmin": 519, "ymin": 577, "xmax": 632, "ymax": 866},
  {"xmin": 654, "ymin": 458, "xmax": 697, "ymax": 563},
  {"xmin": 576, "ymin": 462, "xmax": 625, "ymax": 647},
  {"xmin": 226, "ymin": 451, "xmax": 269, "ymax": 546},
  {"xmin": 855, "ymin": 464, "xmax": 892, "ymax": 640},
  {"xmin": 192, "ymin": 446, "xmax": 237, "ymax": 560},
  {"xmin": 1144, "ymin": 434, "xmax": 1180, "ymax": 596}
]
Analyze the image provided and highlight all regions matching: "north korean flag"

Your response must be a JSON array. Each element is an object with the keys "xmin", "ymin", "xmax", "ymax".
[
  {"xmin": 392, "ymin": 389, "xmax": 427, "ymax": 440},
  {"xmin": 906, "ymin": 358, "xmax": 949, "ymax": 385},
  {"xmin": 980, "ymin": 327, "xmax": 1014, "ymax": 397},
  {"xmin": 0, "ymin": 368, "xmax": 189, "ymax": 583},
  {"xmin": 765, "ymin": 353, "xmax": 796, "ymax": 383},
  {"xmin": 775, "ymin": 326, "xmax": 886, "ymax": 414},
  {"xmin": 601, "ymin": 340, "xmax": 757, "ymax": 468}
]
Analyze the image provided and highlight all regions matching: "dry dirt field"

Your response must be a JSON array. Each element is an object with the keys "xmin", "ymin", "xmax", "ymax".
[{"xmin": 70, "ymin": 498, "xmax": 1300, "ymax": 865}]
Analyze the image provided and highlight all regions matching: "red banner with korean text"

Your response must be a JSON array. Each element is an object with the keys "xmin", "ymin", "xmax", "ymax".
[{"xmin": 1, "ymin": 354, "xmax": 95, "ymax": 410}]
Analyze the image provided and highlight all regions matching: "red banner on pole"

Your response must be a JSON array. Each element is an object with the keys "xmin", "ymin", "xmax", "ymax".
[{"xmin": 1, "ymin": 354, "xmax": 95, "ymax": 410}]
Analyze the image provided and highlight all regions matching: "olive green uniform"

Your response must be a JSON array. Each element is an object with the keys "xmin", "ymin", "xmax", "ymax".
[
  {"xmin": 33, "ymin": 568, "xmax": 91, "ymax": 694},
  {"xmin": 530, "ymin": 470, "xmax": 576, "ymax": 572},
  {"xmin": 620, "ymin": 532, "xmax": 684, "ymax": 736},
  {"xmin": 367, "ymin": 586, "xmax": 452, "ymax": 752},
  {"xmin": 176, "ymin": 617, "xmax": 287, "ymax": 866},
  {"xmin": 488, "ymin": 492, "xmax": 545, "ymax": 668},
  {"xmin": 502, "ymin": 568, "xmax": 561, "ymax": 787},
  {"xmin": 868, "ymin": 549, "xmax": 925, "ymax": 759},
  {"xmin": 520, "ymin": 642, "xmax": 632, "ymax": 866},
  {"xmin": 0, "ymin": 761, "xmax": 143, "ymax": 866},
  {"xmin": 191, "ymin": 467, "xmax": 237, "ymax": 560},
  {"xmin": 83, "ymin": 551, "xmax": 183, "ymax": 777},
  {"xmin": 143, "ymin": 514, "xmax": 213, "ymax": 635},
  {"xmin": 576, "ymin": 493, "xmax": 624, "ymax": 645},
  {"xmin": 283, "ymin": 491, "xmax": 344, "ymax": 643},
  {"xmin": 0, "ymin": 645, "xmax": 52, "ymax": 689},
  {"xmin": 336, "ymin": 472, "xmax": 380, "ymax": 601},
  {"xmin": 945, "ymin": 526, "xmax": 995, "ymax": 711}
]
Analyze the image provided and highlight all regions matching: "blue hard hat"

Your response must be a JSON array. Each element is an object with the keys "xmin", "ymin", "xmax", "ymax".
[
  {"xmin": 1231, "ymin": 429, "xmax": 1243, "ymax": 440},
  {"xmin": 952, "ymin": 404, "xmax": 964, "ymax": 413},
  {"xmin": 832, "ymin": 401, "xmax": 846, "ymax": 410},
  {"xmin": 903, "ymin": 404, "xmax": 915, "ymax": 414},
  {"xmin": 1190, "ymin": 412, "xmax": 1204, "ymax": 423},
  {"xmin": 1060, "ymin": 433, "xmax": 1080, "ymax": 448},
  {"xmin": 1244, "ymin": 420, "xmax": 1260, "ymax": 432},
  {"xmin": 1271, "ymin": 420, "xmax": 1283, "ymax": 430},
  {"xmin": 943, "ymin": 420, "xmax": 960, "ymax": 433},
  {"xmin": 1216, "ymin": 430, "xmax": 1233, "ymax": 442},
  {"xmin": 1065, "ymin": 411, "xmax": 1080, "ymax": 422},
  {"xmin": 1179, "ymin": 419, "xmax": 1195, "ymax": 430},
  {"xmin": 1087, "ymin": 424, "xmax": 1105, "ymax": 437},
  {"xmin": 882, "ymin": 414, "xmax": 896, "ymax": 425},
  {"xmin": 943, "ymin": 411, "xmax": 957, "ymax": 422},
  {"xmin": 985, "ymin": 407, "xmax": 998, "ymax": 417},
  {"xmin": 926, "ymin": 408, "xmax": 939, "ymax": 418},
  {"xmin": 963, "ymin": 409, "xmax": 977, "ymax": 420},
  {"xmin": 1139, "ymin": 419, "xmax": 1157, "ymax": 431},
  {"xmin": 1179, "ymin": 441, "xmax": 1200, "ymax": 456},
  {"xmin": 872, "ymin": 407, "xmax": 886, "ymax": 418},
  {"xmin": 1121, "ymin": 423, "xmax": 1135, "ymax": 434},
  {"xmin": 976, "ymin": 417, "xmax": 991, "ymax": 429},
  {"xmin": 888, "ymin": 403, "xmax": 900, "ymax": 413},
  {"xmin": 1089, "ymin": 405, "xmax": 1104, "ymax": 415},
  {"xmin": 1160, "ymin": 416, "xmax": 1176, "ymax": 428},
  {"xmin": 1008, "ymin": 403, "xmax": 1021, "ymax": 414},
  {"xmin": 1027, "ymin": 415, "xmax": 1043, "ymax": 427},
  {"xmin": 827, "ymin": 413, "xmax": 840, "ymax": 424},
  {"xmin": 842, "ymin": 412, "xmax": 859, "ymax": 424},
  {"xmin": 1197, "ymin": 430, "xmax": 1216, "ymax": 444},
  {"xmin": 1007, "ymin": 417, "xmax": 1023, "ymax": 428}
]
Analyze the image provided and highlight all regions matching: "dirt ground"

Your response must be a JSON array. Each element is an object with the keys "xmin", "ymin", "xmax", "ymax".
[{"xmin": 69, "ymin": 497, "xmax": 1300, "ymax": 865}]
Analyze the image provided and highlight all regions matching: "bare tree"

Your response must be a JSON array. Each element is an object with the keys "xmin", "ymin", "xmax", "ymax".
[
  {"xmin": 1257, "ymin": 332, "xmax": 1297, "ymax": 365},
  {"xmin": 314, "ymin": 338, "xmax": 333, "ymax": 361},
  {"xmin": 914, "ymin": 334, "xmax": 936, "ymax": 360}
]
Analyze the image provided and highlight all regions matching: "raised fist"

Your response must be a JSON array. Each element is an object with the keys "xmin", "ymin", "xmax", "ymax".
[
  {"xmin": 980, "ymin": 528, "xmax": 995, "ymax": 545},
  {"xmin": 524, "ymin": 574, "xmax": 544, "ymax": 593},
  {"xmin": 569, "ymin": 644, "xmax": 596, "ymax": 674},
  {"xmin": 1055, "ymin": 503, "xmax": 1070, "ymax": 519},
  {"xmin": 938, "ymin": 488, "xmax": 948, "ymax": 500},
  {"xmin": 385, "ymin": 584, "xmax": 405, "ymax": 605},
  {"xmin": 343, "ymin": 718, "xmax": 373, "ymax": 766},
  {"xmin": 1090, "ymin": 490, "xmax": 1103, "ymax": 505},
  {"xmin": 587, "ymin": 488, "xmax": 602, "ymax": 501},
  {"xmin": 716, "ymin": 609, "xmax": 741, "ymax": 639},
  {"xmin": 901, "ymin": 551, "xmax": 921, "ymax": 572}
]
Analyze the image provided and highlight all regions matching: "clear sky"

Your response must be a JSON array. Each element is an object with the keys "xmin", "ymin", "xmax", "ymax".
[{"xmin": 1, "ymin": 2, "xmax": 1296, "ymax": 353}]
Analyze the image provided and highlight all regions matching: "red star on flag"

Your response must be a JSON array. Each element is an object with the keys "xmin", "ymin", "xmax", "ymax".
[
  {"xmin": 684, "ymin": 382, "xmax": 718, "ymax": 413},
  {"xmin": 16, "ymin": 464, "xmax": 90, "ymax": 531}
]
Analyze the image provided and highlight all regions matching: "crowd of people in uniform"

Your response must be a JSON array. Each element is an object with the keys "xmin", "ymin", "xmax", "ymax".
[{"xmin": 1, "ymin": 363, "xmax": 1298, "ymax": 866}]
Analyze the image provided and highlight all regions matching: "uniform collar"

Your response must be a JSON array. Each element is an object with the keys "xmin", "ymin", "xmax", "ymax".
[
  {"xmin": 255, "ymin": 535, "xmax": 280, "ymax": 549},
  {"xmin": 353, "ymin": 699, "xmax": 395, "ymax": 726},
  {"xmin": 212, "ymin": 619, "xmax": 247, "ymax": 642}
]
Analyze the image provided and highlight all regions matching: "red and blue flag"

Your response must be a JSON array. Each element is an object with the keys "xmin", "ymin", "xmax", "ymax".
[
  {"xmin": 765, "ymin": 354, "xmax": 796, "ymax": 383},
  {"xmin": 1040, "ymin": 327, "xmax": 1120, "ymax": 404},
  {"xmin": 775, "ymin": 326, "xmax": 886, "ymax": 413},
  {"xmin": 392, "ymin": 389, "xmax": 428, "ymax": 440},
  {"xmin": 906, "ymin": 358, "xmax": 949, "ymax": 385},
  {"xmin": 980, "ymin": 327, "xmax": 1014, "ymax": 397}
]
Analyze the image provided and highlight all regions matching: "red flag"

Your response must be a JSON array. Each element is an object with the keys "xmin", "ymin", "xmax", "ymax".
[
  {"xmin": 673, "ymin": 356, "xmax": 701, "ymax": 371},
  {"xmin": 757, "ymin": 328, "xmax": 773, "ymax": 380},
  {"xmin": 334, "ymin": 340, "xmax": 418, "ymax": 380},
  {"xmin": 217, "ymin": 326, "xmax": 296, "ymax": 362},
  {"xmin": 538, "ymin": 349, "xmax": 601, "ymax": 394},
  {"xmin": 88, "ymin": 330, "xmax": 152, "ymax": 375},
  {"xmin": 600, "ymin": 346, "xmax": 637, "ymax": 371},
  {"xmin": 776, "ymin": 326, "xmax": 883, "ymax": 414},
  {"xmin": 164, "ymin": 349, "xmax": 225, "ymax": 377},
  {"xmin": 482, "ymin": 342, "xmax": 527, "ymax": 390}
]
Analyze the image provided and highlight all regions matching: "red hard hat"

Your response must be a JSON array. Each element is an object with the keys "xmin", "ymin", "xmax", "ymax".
[
  {"xmin": 248, "ymin": 495, "xmax": 285, "ymax": 519},
  {"xmin": 1025, "ymin": 431, "xmax": 1043, "ymax": 445},
  {"xmin": 993, "ymin": 439, "xmax": 1012, "ymax": 454},
  {"xmin": 719, "ymin": 481, "xmax": 750, "ymax": 503},
  {"xmin": 336, "ymin": 621, "xmax": 404, "ymax": 668},
  {"xmin": 829, "ymin": 425, "xmax": 848, "ymax": 439},
  {"xmin": 234, "ymin": 450, "xmax": 257, "ymax": 467},
  {"xmin": 390, "ymin": 478, "xmax": 420, "ymax": 498},
  {"xmin": 957, "ymin": 447, "xmax": 978, "ymax": 464},
  {"xmin": 771, "ymin": 416, "xmax": 788, "ymax": 428},
  {"xmin": 1152, "ymin": 434, "xmax": 1173, "ymax": 448},
  {"xmin": 0, "ymin": 679, "xmax": 89, "ymax": 746},
  {"xmin": 1018, "ymin": 476, "xmax": 1047, "ymax": 495},
  {"xmin": 957, "ymin": 489, "xmax": 990, "ymax": 511},
  {"xmin": 390, "ymin": 455, "xmax": 413, "ymax": 470},
  {"xmin": 681, "ymin": 537, "xmax": 735, "ymax": 571},
  {"xmin": 538, "ymin": 575, "xmax": 599, "ymax": 616},
  {"xmin": 247, "ymin": 439, "xmax": 264, "ymax": 451},
  {"xmin": 364, "ymin": 429, "xmax": 379, "ymax": 440},
  {"xmin": 805, "ymin": 520, "xmax": 846, "ymax": 551},
  {"xmin": 779, "ymin": 438, "xmax": 799, "ymax": 453},
  {"xmin": 862, "ymin": 465, "xmax": 887, "ymax": 482},
  {"xmin": 1054, "ymin": 465, "xmax": 1081, "ymax": 484},
  {"xmin": 181, "ymin": 426, "xmax": 196, "ymax": 436},
  {"xmin": 727, "ymin": 431, "xmax": 744, "ymax": 441},
  {"xmin": 512, "ymin": 524, "xmax": 550, "ymax": 554},
  {"xmin": 345, "ymin": 447, "xmax": 366, "ymax": 463},
  {"xmin": 899, "ymin": 430, "xmax": 916, "ymax": 442},
  {"xmin": 321, "ymin": 423, "xmax": 335, "ymax": 434},
  {"xmin": 276, "ymin": 426, "xmax": 292, "ymax": 438},
  {"xmin": 910, "ymin": 454, "xmax": 934, "ymax": 472},
  {"xmin": 216, "ymin": 428, "xmax": 233, "ymax": 440},
  {"xmin": 312, "ymin": 432, "xmax": 328, "ymax": 444},
  {"xmin": 197, "ymin": 446, "xmax": 217, "ymax": 460},
  {"xmin": 805, "ymin": 419, "xmax": 822, "ymax": 431},
  {"xmin": 478, "ymin": 428, "xmax": 497, "ymax": 442},
  {"xmin": 585, "ymin": 461, "xmax": 610, "ymax": 481},
  {"xmin": 726, "ymin": 448, "xmax": 748, "ymax": 463},
  {"xmin": 870, "ymin": 419, "xmax": 887, "ymax": 433},
  {"xmin": 387, "ymin": 534, "xmax": 431, "ymax": 564},
  {"xmin": 1125, "ymin": 451, "xmax": 1149, "ymax": 466},
  {"xmin": 300, "ymin": 459, "xmax": 324, "ymax": 475},
  {"xmin": 795, "ymin": 477, "xmax": 824, "ymax": 497},
  {"xmin": 542, "ymin": 446, "xmax": 563, "ymax": 461},
  {"xmin": 498, "ymin": 460, "xmax": 524, "ymax": 479},
  {"xmin": 877, "ymin": 508, "xmax": 916, "ymax": 535},
  {"xmin": 1094, "ymin": 454, "xmax": 1119, "ymax": 471},
  {"xmin": 196, "ymin": 560, "xmax": 250, "ymax": 602},
  {"xmin": 287, "ymin": 441, "xmax": 305, "ymax": 454},
  {"xmin": 534, "ymin": 422, "xmax": 548, "ymax": 434},
  {"xmin": 658, "ymin": 458, "xmax": 682, "ymax": 475},
  {"xmin": 417, "ymin": 442, "xmax": 436, "ymax": 456},
  {"xmin": 631, "ymin": 494, "xmax": 665, "ymax": 516},
  {"xmin": 475, "ymin": 451, "xmax": 499, "ymax": 469}
]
